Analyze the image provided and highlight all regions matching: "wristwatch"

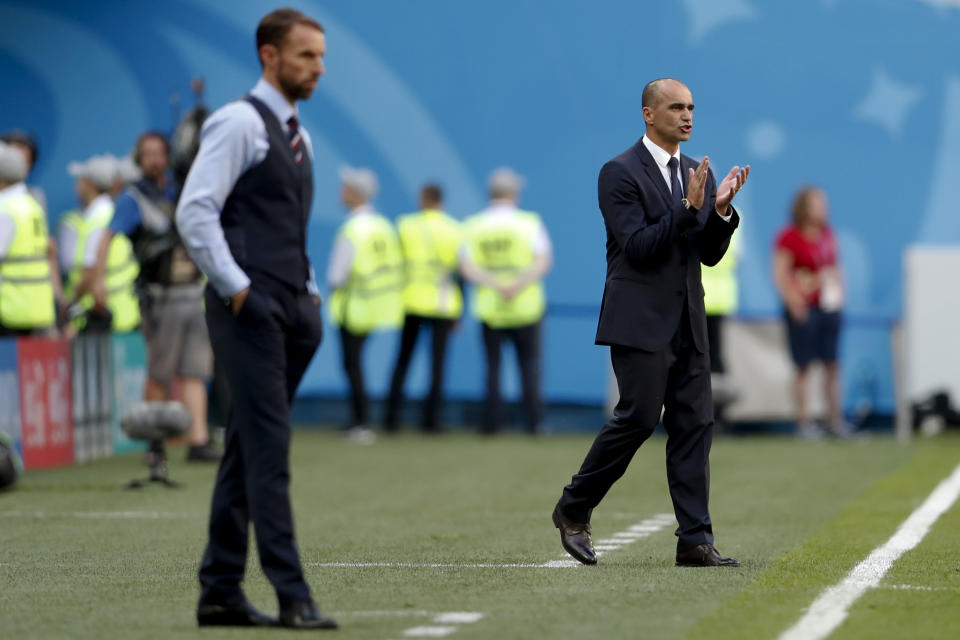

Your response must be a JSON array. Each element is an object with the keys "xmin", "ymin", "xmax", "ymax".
[{"xmin": 681, "ymin": 198, "xmax": 698, "ymax": 212}]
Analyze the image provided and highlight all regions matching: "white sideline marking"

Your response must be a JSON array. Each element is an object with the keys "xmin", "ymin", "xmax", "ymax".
[
  {"xmin": 778, "ymin": 462, "xmax": 960, "ymax": 640},
  {"xmin": 309, "ymin": 562, "xmax": 550, "ymax": 569},
  {"xmin": 433, "ymin": 612, "xmax": 484, "ymax": 624},
  {"xmin": 404, "ymin": 625, "xmax": 457, "ymax": 637},
  {"xmin": 0, "ymin": 510, "xmax": 198, "ymax": 519},
  {"xmin": 306, "ymin": 512, "xmax": 677, "ymax": 572}
]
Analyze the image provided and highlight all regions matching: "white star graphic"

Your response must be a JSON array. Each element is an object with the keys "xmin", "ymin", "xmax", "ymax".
[
  {"xmin": 853, "ymin": 67, "xmax": 922, "ymax": 138},
  {"xmin": 680, "ymin": 0, "xmax": 758, "ymax": 45}
]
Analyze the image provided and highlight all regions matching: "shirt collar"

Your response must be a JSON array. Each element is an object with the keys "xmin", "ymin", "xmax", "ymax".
[
  {"xmin": 251, "ymin": 77, "xmax": 298, "ymax": 127},
  {"xmin": 642, "ymin": 135, "xmax": 681, "ymax": 170},
  {"xmin": 84, "ymin": 193, "xmax": 113, "ymax": 217},
  {"xmin": 0, "ymin": 182, "xmax": 27, "ymax": 206}
]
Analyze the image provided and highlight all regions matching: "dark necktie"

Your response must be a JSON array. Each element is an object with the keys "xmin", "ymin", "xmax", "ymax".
[
  {"xmin": 667, "ymin": 156, "xmax": 683, "ymax": 207},
  {"xmin": 287, "ymin": 115, "xmax": 303, "ymax": 165}
]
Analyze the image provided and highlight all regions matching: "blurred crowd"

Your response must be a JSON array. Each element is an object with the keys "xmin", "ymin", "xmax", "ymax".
[{"xmin": 0, "ymin": 122, "xmax": 852, "ymax": 441}]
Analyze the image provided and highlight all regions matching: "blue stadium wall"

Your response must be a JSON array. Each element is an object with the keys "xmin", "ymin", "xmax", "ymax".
[{"xmin": 2, "ymin": 0, "xmax": 958, "ymax": 413}]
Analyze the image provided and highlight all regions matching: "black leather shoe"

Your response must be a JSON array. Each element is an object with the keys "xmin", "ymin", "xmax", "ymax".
[
  {"xmin": 197, "ymin": 598, "xmax": 277, "ymax": 627},
  {"xmin": 675, "ymin": 543, "xmax": 740, "ymax": 567},
  {"xmin": 279, "ymin": 600, "xmax": 339, "ymax": 630},
  {"xmin": 552, "ymin": 504, "xmax": 597, "ymax": 565}
]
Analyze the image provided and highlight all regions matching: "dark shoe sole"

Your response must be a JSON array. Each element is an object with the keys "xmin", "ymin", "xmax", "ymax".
[
  {"xmin": 552, "ymin": 508, "xmax": 597, "ymax": 566},
  {"xmin": 674, "ymin": 559, "xmax": 741, "ymax": 567},
  {"xmin": 279, "ymin": 617, "xmax": 339, "ymax": 630},
  {"xmin": 197, "ymin": 607, "xmax": 277, "ymax": 627}
]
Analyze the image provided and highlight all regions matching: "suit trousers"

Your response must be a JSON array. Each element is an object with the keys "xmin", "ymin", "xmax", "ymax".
[
  {"xmin": 198, "ymin": 280, "xmax": 321, "ymax": 606},
  {"xmin": 481, "ymin": 320, "xmax": 542, "ymax": 433},
  {"xmin": 339, "ymin": 326, "xmax": 368, "ymax": 427},
  {"xmin": 384, "ymin": 313, "xmax": 454, "ymax": 432},
  {"xmin": 558, "ymin": 309, "xmax": 715, "ymax": 551}
]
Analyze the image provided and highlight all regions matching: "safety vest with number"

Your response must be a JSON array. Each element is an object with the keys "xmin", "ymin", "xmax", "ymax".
[
  {"xmin": 397, "ymin": 209, "xmax": 463, "ymax": 319},
  {"xmin": 0, "ymin": 191, "xmax": 55, "ymax": 329},
  {"xmin": 464, "ymin": 209, "xmax": 546, "ymax": 329},
  {"xmin": 329, "ymin": 213, "xmax": 404, "ymax": 334}
]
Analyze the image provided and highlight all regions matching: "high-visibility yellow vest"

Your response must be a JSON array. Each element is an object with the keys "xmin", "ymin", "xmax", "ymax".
[
  {"xmin": 463, "ymin": 209, "xmax": 546, "ymax": 329},
  {"xmin": 397, "ymin": 209, "xmax": 463, "ymax": 319},
  {"xmin": 702, "ymin": 231, "xmax": 739, "ymax": 316},
  {"xmin": 61, "ymin": 202, "xmax": 140, "ymax": 332},
  {"xmin": 329, "ymin": 213, "xmax": 404, "ymax": 334},
  {"xmin": 0, "ymin": 189, "xmax": 55, "ymax": 329}
]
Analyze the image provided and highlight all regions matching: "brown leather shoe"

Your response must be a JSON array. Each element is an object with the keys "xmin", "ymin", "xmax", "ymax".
[
  {"xmin": 552, "ymin": 504, "xmax": 597, "ymax": 565},
  {"xmin": 675, "ymin": 543, "xmax": 740, "ymax": 567}
]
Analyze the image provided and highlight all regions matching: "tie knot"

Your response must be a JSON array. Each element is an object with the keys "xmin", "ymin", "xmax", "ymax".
[
  {"xmin": 667, "ymin": 157, "xmax": 679, "ymax": 170},
  {"xmin": 287, "ymin": 116, "xmax": 299, "ymax": 134}
]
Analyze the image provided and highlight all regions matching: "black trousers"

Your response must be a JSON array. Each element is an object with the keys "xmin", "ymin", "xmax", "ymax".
[
  {"xmin": 339, "ymin": 326, "xmax": 368, "ymax": 427},
  {"xmin": 481, "ymin": 321, "xmax": 542, "ymax": 433},
  {"xmin": 558, "ymin": 311, "xmax": 715, "ymax": 551},
  {"xmin": 384, "ymin": 314, "xmax": 454, "ymax": 432},
  {"xmin": 706, "ymin": 314, "xmax": 725, "ymax": 374},
  {"xmin": 199, "ymin": 281, "xmax": 321, "ymax": 606}
]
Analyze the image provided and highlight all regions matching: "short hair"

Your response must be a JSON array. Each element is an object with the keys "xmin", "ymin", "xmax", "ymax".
[
  {"xmin": 790, "ymin": 186, "xmax": 823, "ymax": 227},
  {"xmin": 133, "ymin": 131, "xmax": 169, "ymax": 166},
  {"xmin": 641, "ymin": 78, "xmax": 680, "ymax": 109},
  {"xmin": 256, "ymin": 8, "xmax": 324, "ymax": 65},
  {"xmin": 421, "ymin": 183, "xmax": 443, "ymax": 206}
]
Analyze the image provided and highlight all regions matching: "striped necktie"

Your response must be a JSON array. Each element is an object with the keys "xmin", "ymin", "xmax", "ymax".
[{"xmin": 287, "ymin": 115, "xmax": 303, "ymax": 165}]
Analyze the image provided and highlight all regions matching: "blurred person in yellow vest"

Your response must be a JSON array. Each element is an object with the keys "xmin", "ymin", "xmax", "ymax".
[
  {"xmin": 701, "ymin": 229, "xmax": 741, "ymax": 422},
  {"xmin": 383, "ymin": 183, "xmax": 462, "ymax": 433},
  {"xmin": 461, "ymin": 167, "xmax": 553, "ymax": 434},
  {"xmin": 58, "ymin": 154, "xmax": 140, "ymax": 334},
  {"xmin": 0, "ymin": 140, "xmax": 61, "ymax": 337},
  {"xmin": 328, "ymin": 166, "xmax": 403, "ymax": 443}
]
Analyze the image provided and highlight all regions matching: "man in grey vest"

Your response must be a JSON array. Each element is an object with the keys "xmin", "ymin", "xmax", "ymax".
[{"xmin": 176, "ymin": 8, "xmax": 334, "ymax": 630}]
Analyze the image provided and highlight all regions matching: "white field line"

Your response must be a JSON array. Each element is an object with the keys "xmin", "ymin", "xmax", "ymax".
[
  {"xmin": 0, "ymin": 510, "xmax": 199, "ymax": 519},
  {"xmin": 778, "ymin": 462, "xmax": 960, "ymax": 640},
  {"xmin": 401, "ymin": 612, "xmax": 484, "ymax": 638},
  {"xmin": 307, "ymin": 512, "xmax": 676, "ymax": 571},
  {"xmin": 403, "ymin": 627, "xmax": 457, "ymax": 637}
]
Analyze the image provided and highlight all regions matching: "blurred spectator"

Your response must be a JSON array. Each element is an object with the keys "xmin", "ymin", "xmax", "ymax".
[
  {"xmin": 0, "ymin": 130, "xmax": 46, "ymax": 213},
  {"xmin": 91, "ymin": 131, "xmax": 220, "ymax": 462},
  {"xmin": 384, "ymin": 183, "xmax": 463, "ymax": 433},
  {"xmin": 59, "ymin": 154, "xmax": 139, "ymax": 333},
  {"xmin": 327, "ymin": 166, "xmax": 404, "ymax": 443},
  {"xmin": 461, "ymin": 168, "xmax": 552, "ymax": 434},
  {"xmin": 0, "ymin": 140, "xmax": 59, "ymax": 337},
  {"xmin": 773, "ymin": 186, "xmax": 850, "ymax": 439}
]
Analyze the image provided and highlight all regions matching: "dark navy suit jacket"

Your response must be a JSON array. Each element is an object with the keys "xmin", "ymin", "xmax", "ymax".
[{"xmin": 594, "ymin": 139, "xmax": 739, "ymax": 353}]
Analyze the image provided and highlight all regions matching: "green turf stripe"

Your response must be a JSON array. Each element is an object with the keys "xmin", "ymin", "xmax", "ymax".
[{"xmin": 682, "ymin": 435, "xmax": 960, "ymax": 640}]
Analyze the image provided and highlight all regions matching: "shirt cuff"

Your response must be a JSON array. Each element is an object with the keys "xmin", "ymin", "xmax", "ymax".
[
  {"xmin": 210, "ymin": 263, "xmax": 251, "ymax": 299},
  {"xmin": 306, "ymin": 266, "xmax": 320, "ymax": 297},
  {"xmin": 716, "ymin": 208, "xmax": 733, "ymax": 223}
]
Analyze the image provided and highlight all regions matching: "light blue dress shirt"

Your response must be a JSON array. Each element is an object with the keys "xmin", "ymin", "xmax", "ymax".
[{"xmin": 175, "ymin": 78, "xmax": 318, "ymax": 298}]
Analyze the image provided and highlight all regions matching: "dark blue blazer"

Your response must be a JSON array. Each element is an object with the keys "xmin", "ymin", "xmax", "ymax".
[{"xmin": 594, "ymin": 139, "xmax": 739, "ymax": 353}]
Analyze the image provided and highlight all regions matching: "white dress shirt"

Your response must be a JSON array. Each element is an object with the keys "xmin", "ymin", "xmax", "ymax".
[
  {"xmin": 326, "ymin": 204, "xmax": 375, "ymax": 290},
  {"xmin": 642, "ymin": 135, "xmax": 731, "ymax": 222},
  {"xmin": 176, "ymin": 78, "xmax": 317, "ymax": 298}
]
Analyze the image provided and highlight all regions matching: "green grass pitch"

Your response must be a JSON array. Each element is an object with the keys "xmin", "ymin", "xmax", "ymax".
[{"xmin": 2, "ymin": 430, "xmax": 959, "ymax": 639}]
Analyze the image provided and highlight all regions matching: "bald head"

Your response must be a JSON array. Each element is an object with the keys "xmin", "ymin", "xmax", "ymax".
[{"xmin": 641, "ymin": 78, "xmax": 687, "ymax": 109}]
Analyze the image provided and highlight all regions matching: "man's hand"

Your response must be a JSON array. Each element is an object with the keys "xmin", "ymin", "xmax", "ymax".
[
  {"xmin": 716, "ymin": 165, "xmax": 750, "ymax": 216},
  {"xmin": 685, "ymin": 156, "xmax": 710, "ymax": 210},
  {"xmin": 230, "ymin": 287, "xmax": 250, "ymax": 316}
]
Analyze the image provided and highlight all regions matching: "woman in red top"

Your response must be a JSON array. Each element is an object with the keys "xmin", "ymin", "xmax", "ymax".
[{"xmin": 773, "ymin": 186, "xmax": 849, "ymax": 439}]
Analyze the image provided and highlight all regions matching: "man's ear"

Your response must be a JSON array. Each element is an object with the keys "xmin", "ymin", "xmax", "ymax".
[{"xmin": 258, "ymin": 43, "xmax": 278, "ymax": 68}]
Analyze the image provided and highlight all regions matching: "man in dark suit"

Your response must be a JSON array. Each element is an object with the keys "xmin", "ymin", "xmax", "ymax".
[
  {"xmin": 553, "ymin": 78, "xmax": 749, "ymax": 567},
  {"xmin": 176, "ymin": 8, "xmax": 337, "ymax": 629}
]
